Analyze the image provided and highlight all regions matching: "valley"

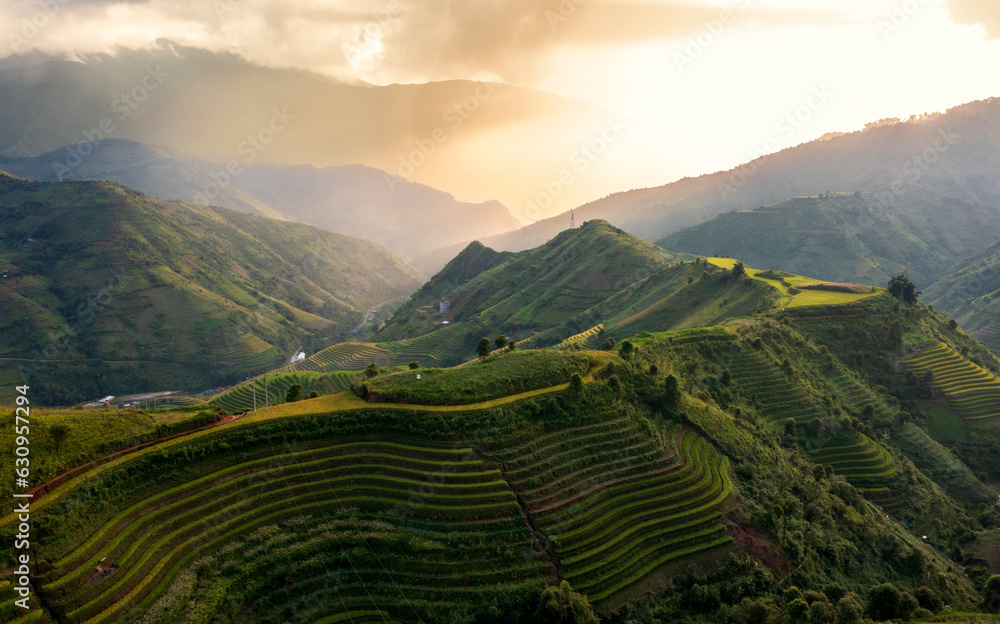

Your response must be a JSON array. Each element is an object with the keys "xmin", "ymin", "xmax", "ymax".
[
  {"xmin": 6, "ymin": 211, "xmax": 1000, "ymax": 623},
  {"xmin": 4, "ymin": 21, "xmax": 1000, "ymax": 622}
]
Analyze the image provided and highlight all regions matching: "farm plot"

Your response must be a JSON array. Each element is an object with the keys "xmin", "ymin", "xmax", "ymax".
[
  {"xmin": 561, "ymin": 324, "xmax": 604, "ymax": 347},
  {"xmin": 725, "ymin": 349, "xmax": 826, "ymax": 425},
  {"xmin": 486, "ymin": 419, "xmax": 732, "ymax": 604},
  {"xmin": 808, "ymin": 432, "xmax": 900, "ymax": 511},
  {"xmin": 208, "ymin": 371, "xmax": 358, "ymax": 412},
  {"xmin": 705, "ymin": 258, "xmax": 880, "ymax": 308},
  {"xmin": 34, "ymin": 440, "xmax": 549, "ymax": 624},
  {"xmin": 902, "ymin": 343, "xmax": 1000, "ymax": 421}
]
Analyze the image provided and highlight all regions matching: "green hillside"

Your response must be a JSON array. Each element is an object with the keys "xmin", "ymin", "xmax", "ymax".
[
  {"xmin": 6, "ymin": 295, "xmax": 997, "ymax": 622},
  {"xmin": 11, "ymin": 212, "xmax": 1000, "ymax": 622},
  {"xmin": 659, "ymin": 194, "xmax": 1000, "ymax": 291},
  {"xmin": 376, "ymin": 220, "xmax": 784, "ymax": 358},
  {"xmin": 924, "ymin": 239, "xmax": 1000, "ymax": 355},
  {"xmin": 0, "ymin": 172, "xmax": 423, "ymax": 405},
  {"xmin": 0, "ymin": 139, "xmax": 520, "ymax": 261},
  {"xmin": 211, "ymin": 225, "xmax": 885, "ymax": 413}
]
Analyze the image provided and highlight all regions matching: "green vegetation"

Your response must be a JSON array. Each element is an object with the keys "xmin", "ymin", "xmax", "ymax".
[
  {"xmin": 488, "ymin": 423, "xmax": 733, "ymax": 603},
  {"xmin": 705, "ymin": 257, "xmax": 881, "ymax": 308},
  {"xmin": 659, "ymin": 192, "xmax": 1000, "ymax": 301},
  {"xmin": 358, "ymin": 350, "xmax": 593, "ymax": 405},
  {"xmin": 24, "ymin": 436, "xmax": 547, "ymax": 623},
  {"xmin": 0, "ymin": 173, "xmax": 422, "ymax": 405},
  {"xmin": 208, "ymin": 370, "xmax": 360, "ymax": 412},
  {"xmin": 889, "ymin": 274, "xmax": 921, "ymax": 304},
  {"xmin": 0, "ymin": 407, "xmax": 221, "ymax": 500},
  {"xmin": 902, "ymin": 343, "xmax": 1000, "ymax": 420},
  {"xmin": 924, "ymin": 239, "xmax": 1000, "ymax": 355}
]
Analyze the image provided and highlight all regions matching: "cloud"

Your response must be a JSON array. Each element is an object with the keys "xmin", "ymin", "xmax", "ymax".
[
  {"xmin": 0, "ymin": 0, "xmax": 857, "ymax": 85},
  {"xmin": 947, "ymin": 0, "xmax": 1000, "ymax": 38},
  {"xmin": 371, "ymin": 1, "xmax": 860, "ymax": 83}
]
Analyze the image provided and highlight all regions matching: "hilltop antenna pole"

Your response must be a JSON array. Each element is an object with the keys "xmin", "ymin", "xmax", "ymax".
[{"xmin": 571, "ymin": 209, "xmax": 575, "ymax": 229}]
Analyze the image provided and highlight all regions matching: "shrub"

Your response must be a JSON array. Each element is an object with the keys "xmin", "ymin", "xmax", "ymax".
[
  {"xmin": 569, "ymin": 373, "xmax": 583, "ymax": 397},
  {"xmin": 729, "ymin": 597, "xmax": 777, "ymax": 624},
  {"xmin": 983, "ymin": 575, "xmax": 1000, "ymax": 613},
  {"xmin": 285, "ymin": 383, "xmax": 302, "ymax": 403},
  {"xmin": 364, "ymin": 363, "xmax": 380, "ymax": 378},
  {"xmin": 866, "ymin": 583, "xmax": 902, "ymax": 620},
  {"xmin": 914, "ymin": 587, "xmax": 941, "ymax": 613},
  {"xmin": 534, "ymin": 581, "xmax": 600, "ymax": 624},
  {"xmin": 664, "ymin": 375, "xmax": 681, "ymax": 405},
  {"xmin": 409, "ymin": 362, "xmax": 420, "ymax": 369},
  {"xmin": 477, "ymin": 337, "xmax": 491, "ymax": 360},
  {"xmin": 835, "ymin": 593, "xmax": 863, "ymax": 624},
  {"xmin": 50, "ymin": 423, "xmax": 70, "ymax": 451},
  {"xmin": 732, "ymin": 261, "xmax": 746, "ymax": 280},
  {"xmin": 787, "ymin": 598, "xmax": 810, "ymax": 623}
]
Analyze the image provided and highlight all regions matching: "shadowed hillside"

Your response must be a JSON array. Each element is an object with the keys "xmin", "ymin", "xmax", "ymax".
[{"xmin": 0, "ymin": 172, "xmax": 422, "ymax": 404}]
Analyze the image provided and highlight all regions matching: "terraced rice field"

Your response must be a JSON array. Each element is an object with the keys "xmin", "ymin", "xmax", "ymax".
[
  {"xmin": 486, "ymin": 420, "xmax": 733, "ymax": 604},
  {"xmin": 902, "ymin": 343, "xmax": 1000, "ymax": 421},
  {"xmin": 208, "ymin": 371, "xmax": 359, "ymax": 412},
  {"xmin": 282, "ymin": 343, "xmax": 394, "ymax": 373},
  {"xmin": 561, "ymin": 324, "xmax": 604, "ymax": 347},
  {"xmin": 152, "ymin": 395, "xmax": 205, "ymax": 408},
  {"xmin": 827, "ymin": 373, "xmax": 896, "ymax": 422},
  {"xmin": 725, "ymin": 350, "xmax": 826, "ymax": 425},
  {"xmin": 33, "ymin": 440, "xmax": 549, "ymax": 623},
  {"xmin": 808, "ymin": 433, "xmax": 901, "ymax": 511}
]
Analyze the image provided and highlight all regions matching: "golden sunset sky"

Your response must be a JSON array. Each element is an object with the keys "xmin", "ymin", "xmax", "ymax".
[{"xmin": 3, "ymin": 0, "xmax": 1000, "ymax": 220}]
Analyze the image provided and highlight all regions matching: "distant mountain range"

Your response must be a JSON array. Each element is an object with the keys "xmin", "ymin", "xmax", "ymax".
[
  {"xmin": 0, "ymin": 139, "xmax": 518, "ymax": 261},
  {"xmin": 469, "ymin": 98, "xmax": 1000, "ymax": 262},
  {"xmin": 0, "ymin": 172, "xmax": 422, "ymax": 404},
  {"xmin": 925, "ymin": 239, "xmax": 1000, "ymax": 354},
  {"xmin": 0, "ymin": 45, "xmax": 616, "ymax": 219}
]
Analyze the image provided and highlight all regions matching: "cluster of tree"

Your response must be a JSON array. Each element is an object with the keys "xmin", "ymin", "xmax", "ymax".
[
  {"xmin": 477, "ymin": 333, "xmax": 516, "ymax": 359},
  {"xmin": 888, "ymin": 274, "xmax": 920, "ymax": 304}
]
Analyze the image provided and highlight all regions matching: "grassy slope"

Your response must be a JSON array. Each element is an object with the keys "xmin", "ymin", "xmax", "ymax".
[
  {"xmin": 924, "ymin": 239, "xmax": 1000, "ymax": 355},
  {"xmin": 361, "ymin": 350, "xmax": 593, "ymax": 405},
  {"xmin": 376, "ymin": 220, "xmax": 681, "ymax": 348},
  {"xmin": 705, "ymin": 257, "xmax": 882, "ymax": 308},
  {"xmin": 0, "ymin": 408, "xmax": 216, "ymax": 501},
  {"xmin": 0, "ymin": 313, "xmax": 989, "ymax": 621},
  {"xmin": 660, "ymin": 194, "xmax": 1000, "ymax": 290},
  {"xmin": 0, "ymin": 173, "xmax": 422, "ymax": 405}
]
